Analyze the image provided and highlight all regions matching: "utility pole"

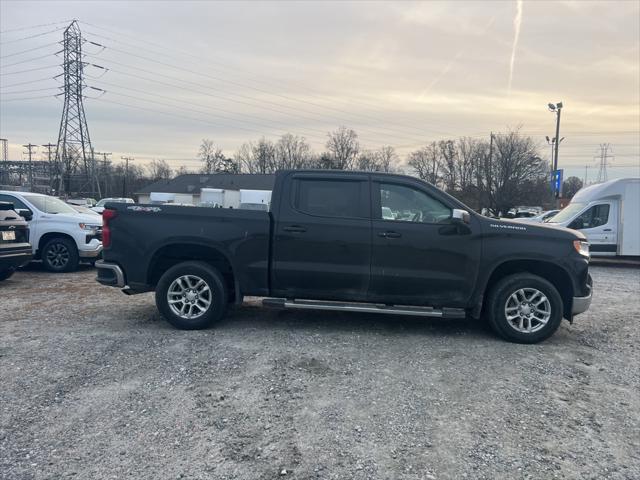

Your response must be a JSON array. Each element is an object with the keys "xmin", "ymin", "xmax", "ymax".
[
  {"xmin": 596, "ymin": 143, "xmax": 613, "ymax": 183},
  {"xmin": 0, "ymin": 139, "xmax": 7, "ymax": 185},
  {"xmin": 22, "ymin": 143, "xmax": 37, "ymax": 190},
  {"xmin": 42, "ymin": 143, "xmax": 56, "ymax": 193},
  {"xmin": 95, "ymin": 151, "xmax": 112, "ymax": 198},
  {"xmin": 121, "ymin": 156, "xmax": 134, "ymax": 197},
  {"xmin": 487, "ymin": 132, "xmax": 494, "ymax": 214},
  {"xmin": 583, "ymin": 165, "xmax": 589, "ymax": 186}
]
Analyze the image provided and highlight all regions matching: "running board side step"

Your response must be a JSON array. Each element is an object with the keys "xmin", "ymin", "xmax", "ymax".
[{"xmin": 262, "ymin": 298, "xmax": 466, "ymax": 318}]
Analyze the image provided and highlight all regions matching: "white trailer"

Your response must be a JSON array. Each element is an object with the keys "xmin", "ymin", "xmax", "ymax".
[
  {"xmin": 239, "ymin": 189, "xmax": 272, "ymax": 211},
  {"xmin": 547, "ymin": 178, "xmax": 640, "ymax": 256},
  {"xmin": 200, "ymin": 188, "xmax": 224, "ymax": 207}
]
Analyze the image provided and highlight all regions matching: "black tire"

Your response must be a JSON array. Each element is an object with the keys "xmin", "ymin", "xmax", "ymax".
[
  {"xmin": 0, "ymin": 268, "xmax": 15, "ymax": 281},
  {"xmin": 485, "ymin": 273, "xmax": 563, "ymax": 344},
  {"xmin": 155, "ymin": 261, "xmax": 227, "ymax": 330},
  {"xmin": 42, "ymin": 237, "xmax": 79, "ymax": 273}
]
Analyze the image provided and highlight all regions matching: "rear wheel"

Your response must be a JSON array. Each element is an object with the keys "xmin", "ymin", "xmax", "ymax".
[
  {"xmin": 42, "ymin": 237, "xmax": 79, "ymax": 273},
  {"xmin": 155, "ymin": 261, "xmax": 227, "ymax": 330},
  {"xmin": 486, "ymin": 273, "xmax": 563, "ymax": 344}
]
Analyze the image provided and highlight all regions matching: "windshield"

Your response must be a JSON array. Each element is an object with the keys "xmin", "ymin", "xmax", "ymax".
[
  {"xmin": 24, "ymin": 195, "xmax": 78, "ymax": 214},
  {"xmin": 547, "ymin": 203, "xmax": 585, "ymax": 224}
]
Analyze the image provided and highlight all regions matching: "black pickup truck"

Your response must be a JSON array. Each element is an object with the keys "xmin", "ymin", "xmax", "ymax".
[{"xmin": 96, "ymin": 170, "xmax": 592, "ymax": 343}]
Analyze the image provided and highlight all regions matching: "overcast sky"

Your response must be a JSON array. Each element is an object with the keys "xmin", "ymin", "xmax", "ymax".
[{"xmin": 1, "ymin": 0, "xmax": 639, "ymax": 181}]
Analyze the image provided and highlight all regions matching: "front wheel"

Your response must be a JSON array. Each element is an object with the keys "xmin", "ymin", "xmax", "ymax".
[
  {"xmin": 42, "ymin": 237, "xmax": 79, "ymax": 272},
  {"xmin": 155, "ymin": 261, "xmax": 228, "ymax": 330},
  {"xmin": 486, "ymin": 273, "xmax": 563, "ymax": 344}
]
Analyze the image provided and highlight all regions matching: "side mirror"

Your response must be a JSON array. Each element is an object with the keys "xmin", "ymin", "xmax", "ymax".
[
  {"xmin": 452, "ymin": 208, "xmax": 470, "ymax": 224},
  {"xmin": 17, "ymin": 209, "xmax": 33, "ymax": 221}
]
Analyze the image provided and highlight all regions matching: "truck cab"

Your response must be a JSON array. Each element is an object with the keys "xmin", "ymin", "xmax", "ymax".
[{"xmin": 547, "ymin": 178, "xmax": 639, "ymax": 256}]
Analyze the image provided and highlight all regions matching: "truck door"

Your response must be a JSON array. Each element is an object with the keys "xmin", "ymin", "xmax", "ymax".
[
  {"xmin": 368, "ymin": 178, "xmax": 481, "ymax": 307},
  {"xmin": 271, "ymin": 173, "xmax": 371, "ymax": 301},
  {"xmin": 568, "ymin": 201, "xmax": 618, "ymax": 255}
]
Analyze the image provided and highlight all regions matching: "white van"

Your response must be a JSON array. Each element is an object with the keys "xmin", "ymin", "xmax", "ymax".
[{"xmin": 546, "ymin": 178, "xmax": 640, "ymax": 256}]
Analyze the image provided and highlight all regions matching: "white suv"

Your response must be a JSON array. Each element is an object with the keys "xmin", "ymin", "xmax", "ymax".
[{"xmin": 0, "ymin": 191, "xmax": 103, "ymax": 272}]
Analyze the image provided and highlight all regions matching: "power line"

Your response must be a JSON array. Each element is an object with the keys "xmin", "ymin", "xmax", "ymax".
[
  {"xmin": 81, "ymin": 24, "xmax": 464, "ymax": 137},
  {"xmin": 0, "ymin": 94, "xmax": 57, "ymax": 102},
  {"xmin": 0, "ymin": 41, "xmax": 60, "ymax": 59},
  {"xmin": 0, "ymin": 87, "xmax": 60, "ymax": 95},
  {"xmin": 87, "ymin": 44, "xmax": 457, "ymax": 140},
  {"xmin": 0, "ymin": 76, "xmax": 58, "ymax": 89},
  {"xmin": 0, "ymin": 64, "xmax": 60, "ymax": 76},
  {"xmin": 94, "ymin": 59, "xmax": 438, "ymax": 145},
  {"xmin": 0, "ymin": 26, "xmax": 67, "ymax": 45},
  {"xmin": 0, "ymin": 20, "xmax": 72, "ymax": 35},
  {"xmin": 1, "ymin": 51, "xmax": 62, "ymax": 68}
]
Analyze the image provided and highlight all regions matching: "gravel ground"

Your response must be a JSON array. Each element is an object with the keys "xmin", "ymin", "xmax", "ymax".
[{"xmin": 1, "ymin": 264, "xmax": 639, "ymax": 480}]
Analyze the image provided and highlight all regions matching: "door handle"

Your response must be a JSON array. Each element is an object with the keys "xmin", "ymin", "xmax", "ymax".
[
  {"xmin": 283, "ymin": 225, "xmax": 307, "ymax": 233},
  {"xmin": 603, "ymin": 228, "xmax": 612, "ymax": 232},
  {"xmin": 378, "ymin": 231, "xmax": 401, "ymax": 238}
]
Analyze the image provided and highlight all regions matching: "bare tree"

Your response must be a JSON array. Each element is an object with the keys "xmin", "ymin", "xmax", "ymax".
[
  {"xmin": 326, "ymin": 126, "xmax": 359, "ymax": 170},
  {"xmin": 146, "ymin": 159, "xmax": 173, "ymax": 181},
  {"xmin": 237, "ymin": 138, "xmax": 276, "ymax": 173},
  {"xmin": 275, "ymin": 133, "xmax": 311, "ymax": 169},
  {"xmin": 487, "ymin": 130, "xmax": 549, "ymax": 215},
  {"xmin": 356, "ymin": 145, "xmax": 396, "ymax": 172},
  {"xmin": 407, "ymin": 142, "xmax": 441, "ymax": 185},
  {"xmin": 198, "ymin": 139, "xmax": 226, "ymax": 174}
]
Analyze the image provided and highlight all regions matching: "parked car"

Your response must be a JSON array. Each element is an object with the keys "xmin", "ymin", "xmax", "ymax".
[
  {"xmin": 0, "ymin": 191, "xmax": 103, "ymax": 272},
  {"xmin": 513, "ymin": 210, "xmax": 560, "ymax": 224},
  {"xmin": 97, "ymin": 170, "xmax": 592, "ymax": 344},
  {"xmin": 547, "ymin": 178, "xmax": 639, "ymax": 256},
  {"xmin": 92, "ymin": 197, "xmax": 134, "ymax": 214},
  {"xmin": 0, "ymin": 201, "xmax": 32, "ymax": 281}
]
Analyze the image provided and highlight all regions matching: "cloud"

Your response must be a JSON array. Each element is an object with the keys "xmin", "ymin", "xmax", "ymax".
[{"xmin": 508, "ymin": 0, "xmax": 524, "ymax": 94}]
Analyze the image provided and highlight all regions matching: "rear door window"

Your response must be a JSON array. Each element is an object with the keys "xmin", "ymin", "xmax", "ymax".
[{"xmin": 293, "ymin": 179, "xmax": 366, "ymax": 218}]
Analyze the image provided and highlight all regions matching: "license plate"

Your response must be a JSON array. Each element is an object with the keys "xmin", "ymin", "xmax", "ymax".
[{"xmin": 2, "ymin": 231, "xmax": 16, "ymax": 241}]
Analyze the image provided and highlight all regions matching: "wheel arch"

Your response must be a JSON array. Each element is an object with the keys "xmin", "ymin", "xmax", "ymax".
[
  {"xmin": 146, "ymin": 242, "xmax": 238, "ymax": 302},
  {"xmin": 482, "ymin": 259, "xmax": 574, "ymax": 319},
  {"xmin": 37, "ymin": 232, "xmax": 77, "ymax": 258}
]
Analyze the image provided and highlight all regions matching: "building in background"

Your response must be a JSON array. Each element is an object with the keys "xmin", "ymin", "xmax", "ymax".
[{"xmin": 135, "ymin": 173, "xmax": 275, "ymax": 206}]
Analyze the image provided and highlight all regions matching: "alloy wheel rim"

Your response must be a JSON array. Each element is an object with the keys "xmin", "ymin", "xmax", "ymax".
[
  {"xmin": 167, "ymin": 274, "xmax": 212, "ymax": 320},
  {"xmin": 46, "ymin": 243, "xmax": 69, "ymax": 268},
  {"xmin": 504, "ymin": 288, "xmax": 551, "ymax": 333}
]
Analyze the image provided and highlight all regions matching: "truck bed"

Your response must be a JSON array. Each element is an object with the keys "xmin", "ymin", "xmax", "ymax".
[{"xmin": 102, "ymin": 204, "xmax": 271, "ymax": 294}]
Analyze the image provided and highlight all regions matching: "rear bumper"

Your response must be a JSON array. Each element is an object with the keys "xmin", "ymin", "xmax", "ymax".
[
  {"xmin": 572, "ymin": 277, "xmax": 592, "ymax": 315},
  {"xmin": 95, "ymin": 260, "xmax": 126, "ymax": 287},
  {"xmin": 0, "ymin": 247, "xmax": 33, "ymax": 271}
]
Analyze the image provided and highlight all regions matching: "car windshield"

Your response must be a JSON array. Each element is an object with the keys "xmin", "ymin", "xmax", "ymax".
[
  {"xmin": 547, "ymin": 203, "xmax": 585, "ymax": 224},
  {"xmin": 23, "ymin": 195, "xmax": 78, "ymax": 214}
]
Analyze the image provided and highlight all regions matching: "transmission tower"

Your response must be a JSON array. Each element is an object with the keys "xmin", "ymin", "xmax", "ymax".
[
  {"xmin": 54, "ymin": 20, "xmax": 94, "ymax": 195},
  {"xmin": 596, "ymin": 143, "xmax": 613, "ymax": 183}
]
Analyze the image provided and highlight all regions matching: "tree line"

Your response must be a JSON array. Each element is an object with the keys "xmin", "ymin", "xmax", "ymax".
[{"xmin": 93, "ymin": 126, "xmax": 583, "ymax": 214}]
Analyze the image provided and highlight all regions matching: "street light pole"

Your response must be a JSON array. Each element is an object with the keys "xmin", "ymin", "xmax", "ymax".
[{"xmin": 548, "ymin": 102, "xmax": 563, "ymax": 200}]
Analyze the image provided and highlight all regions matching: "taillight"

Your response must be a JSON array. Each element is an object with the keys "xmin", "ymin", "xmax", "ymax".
[{"xmin": 102, "ymin": 209, "xmax": 117, "ymax": 248}]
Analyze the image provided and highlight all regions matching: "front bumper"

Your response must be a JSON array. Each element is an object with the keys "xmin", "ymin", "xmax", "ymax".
[
  {"xmin": 95, "ymin": 260, "xmax": 126, "ymax": 287},
  {"xmin": 572, "ymin": 279, "xmax": 592, "ymax": 315},
  {"xmin": 79, "ymin": 242, "xmax": 103, "ymax": 258}
]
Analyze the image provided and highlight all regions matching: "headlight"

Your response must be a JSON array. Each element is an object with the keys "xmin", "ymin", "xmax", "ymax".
[
  {"xmin": 79, "ymin": 223, "xmax": 100, "ymax": 231},
  {"xmin": 573, "ymin": 240, "xmax": 590, "ymax": 257}
]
